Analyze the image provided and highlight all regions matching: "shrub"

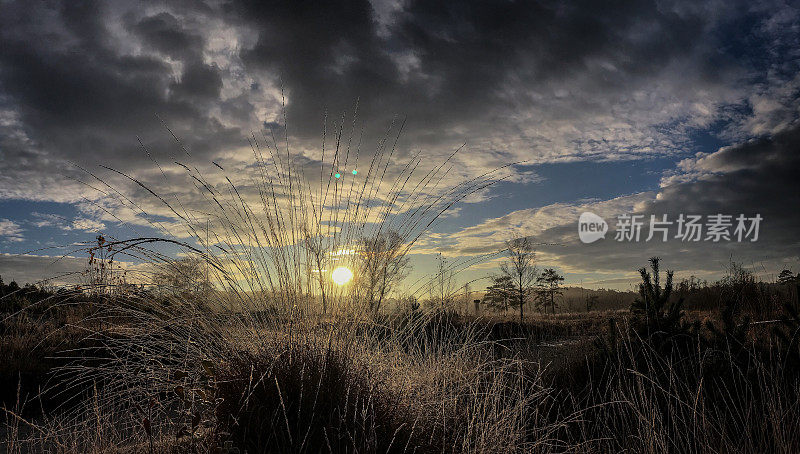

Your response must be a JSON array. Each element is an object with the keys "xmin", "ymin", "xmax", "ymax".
[{"xmin": 214, "ymin": 341, "xmax": 432, "ymax": 453}]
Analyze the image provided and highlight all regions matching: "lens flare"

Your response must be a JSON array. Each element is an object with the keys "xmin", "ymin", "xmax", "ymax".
[
  {"xmin": 334, "ymin": 173, "xmax": 341, "ymax": 179},
  {"xmin": 331, "ymin": 266, "xmax": 353, "ymax": 286}
]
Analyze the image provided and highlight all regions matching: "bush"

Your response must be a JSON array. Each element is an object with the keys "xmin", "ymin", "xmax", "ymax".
[{"xmin": 214, "ymin": 341, "xmax": 436, "ymax": 453}]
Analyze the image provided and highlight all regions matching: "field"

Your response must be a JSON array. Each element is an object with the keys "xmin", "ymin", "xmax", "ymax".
[
  {"xmin": 1, "ymin": 112, "xmax": 798, "ymax": 453},
  {"xmin": 2, "ymin": 269, "xmax": 800, "ymax": 453}
]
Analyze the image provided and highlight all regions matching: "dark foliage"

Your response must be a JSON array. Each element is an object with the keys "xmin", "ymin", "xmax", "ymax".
[{"xmin": 214, "ymin": 343, "xmax": 439, "ymax": 453}]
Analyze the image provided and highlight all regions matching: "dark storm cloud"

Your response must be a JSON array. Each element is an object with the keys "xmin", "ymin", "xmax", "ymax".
[
  {"xmin": 128, "ymin": 12, "xmax": 205, "ymax": 60},
  {"xmin": 0, "ymin": 0, "xmax": 798, "ymax": 283},
  {"xmin": 230, "ymin": 0, "xmax": 730, "ymax": 142},
  {"xmin": 0, "ymin": 0, "xmax": 795, "ymax": 200},
  {"xmin": 0, "ymin": 0, "xmax": 251, "ymax": 202},
  {"xmin": 171, "ymin": 62, "xmax": 224, "ymax": 100}
]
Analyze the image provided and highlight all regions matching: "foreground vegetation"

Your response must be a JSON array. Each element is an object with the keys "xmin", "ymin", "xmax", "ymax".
[
  {"xmin": 3, "ymin": 119, "xmax": 799, "ymax": 452},
  {"xmin": 2, "ymin": 259, "xmax": 800, "ymax": 453}
]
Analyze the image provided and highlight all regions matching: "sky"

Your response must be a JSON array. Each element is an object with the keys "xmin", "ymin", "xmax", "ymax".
[{"xmin": 0, "ymin": 0, "xmax": 798, "ymax": 290}]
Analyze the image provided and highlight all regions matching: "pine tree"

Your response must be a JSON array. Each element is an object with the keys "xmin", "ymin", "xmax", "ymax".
[
  {"xmin": 482, "ymin": 275, "xmax": 515, "ymax": 312},
  {"xmin": 535, "ymin": 268, "xmax": 564, "ymax": 314},
  {"xmin": 631, "ymin": 257, "xmax": 690, "ymax": 344}
]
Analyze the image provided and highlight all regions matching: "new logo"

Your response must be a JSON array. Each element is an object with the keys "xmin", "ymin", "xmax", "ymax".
[{"xmin": 578, "ymin": 212, "xmax": 608, "ymax": 244}]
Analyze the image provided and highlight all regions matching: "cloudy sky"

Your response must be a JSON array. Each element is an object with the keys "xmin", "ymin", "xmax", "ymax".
[{"xmin": 0, "ymin": 0, "xmax": 798, "ymax": 289}]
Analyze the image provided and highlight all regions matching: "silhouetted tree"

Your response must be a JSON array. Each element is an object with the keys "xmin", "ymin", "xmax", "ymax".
[
  {"xmin": 499, "ymin": 238, "xmax": 537, "ymax": 323},
  {"xmin": 718, "ymin": 260, "xmax": 763, "ymax": 314},
  {"xmin": 428, "ymin": 253, "xmax": 454, "ymax": 310},
  {"xmin": 535, "ymin": 268, "xmax": 564, "ymax": 314},
  {"xmin": 779, "ymin": 269, "xmax": 797, "ymax": 285},
  {"xmin": 585, "ymin": 294, "xmax": 599, "ymax": 312},
  {"xmin": 482, "ymin": 275, "xmax": 515, "ymax": 312},
  {"xmin": 630, "ymin": 257, "xmax": 689, "ymax": 344},
  {"xmin": 355, "ymin": 230, "xmax": 411, "ymax": 314},
  {"xmin": 154, "ymin": 257, "xmax": 212, "ymax": 297}
]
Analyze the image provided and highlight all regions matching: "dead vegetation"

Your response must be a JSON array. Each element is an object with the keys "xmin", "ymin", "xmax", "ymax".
[{"xmin": 3, "ymin": 116, "xmax": 800, "ymax": 453}]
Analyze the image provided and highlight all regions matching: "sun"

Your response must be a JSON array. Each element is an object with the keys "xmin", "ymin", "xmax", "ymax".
[{"xmin": 331, "ymin": 266, "xmax": 354, "ymax": 286}]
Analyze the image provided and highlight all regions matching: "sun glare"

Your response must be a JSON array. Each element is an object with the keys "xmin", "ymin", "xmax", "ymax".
[{"xmin": 331, "ymin": 266, "xmax": 353, "ymax": 286}]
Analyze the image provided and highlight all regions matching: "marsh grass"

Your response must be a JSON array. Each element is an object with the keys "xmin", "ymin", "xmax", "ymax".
[
  {"xmin": 3, "ymin": 113, "xmax": 536, "ymax": 452},
  {"xmin": 6, "ymin": 294, "xmax": 800, "ymax": 452},
  {"xmin": 4, "ymin": 114, "xmax": 800, "ymax": 452}
]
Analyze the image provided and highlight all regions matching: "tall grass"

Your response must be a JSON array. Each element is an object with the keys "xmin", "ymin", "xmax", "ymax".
[
  {"xmin": 4, "ymin": 114, "xmax": 539, "ymax": 452},
  {"xmin": 4, "ymin": 114, "xmax": 800, "ymax": 452}
]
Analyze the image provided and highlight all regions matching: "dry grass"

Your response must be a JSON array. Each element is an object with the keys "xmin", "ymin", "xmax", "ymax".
[
  {"xmin": 3, "ymin": 115, "xmax": 800, "ymax": 453},
  {"xmin": 4, "ymin": 299, "xmax": 800, "ymax": 453}
]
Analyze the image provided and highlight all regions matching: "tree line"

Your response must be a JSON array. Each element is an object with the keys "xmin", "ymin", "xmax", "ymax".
[{"xmin": 480, "ymin": 237, "xmax": 564, "ymax": 322}]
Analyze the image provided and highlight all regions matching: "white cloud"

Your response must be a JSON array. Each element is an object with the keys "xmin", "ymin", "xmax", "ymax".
[
  {"xmin": 69, "ymin": 218, "xmax": 106, "ymax": 232},
  {"xmin": 29, "ymin": 212, "xmax": 105, "ymax": 232},
  {"xmin": 0, "ymin": 219, "xmax": 24, "ymax": 242},
  {"xmin": 30, "ymin": 212, "xmax": 65, "ymax": 228}
]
